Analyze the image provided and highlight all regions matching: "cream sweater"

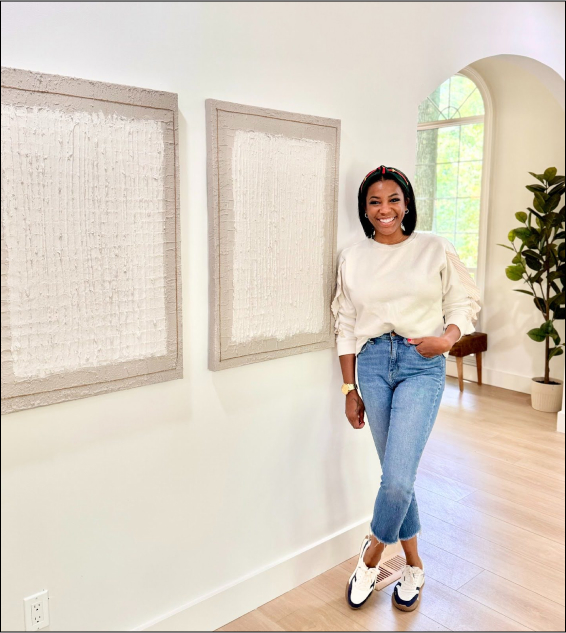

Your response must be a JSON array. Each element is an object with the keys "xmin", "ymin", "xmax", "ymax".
[{"xmin": 331, "ymin": 231, "xmax": 482, "ymax": 358}]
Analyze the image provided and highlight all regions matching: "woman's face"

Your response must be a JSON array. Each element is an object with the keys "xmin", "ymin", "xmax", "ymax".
[{"xmin": 365, "ymin": 179, "xmax": 408, "ymax": 238}]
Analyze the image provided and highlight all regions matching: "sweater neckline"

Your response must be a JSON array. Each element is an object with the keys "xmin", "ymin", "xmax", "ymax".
[{"xmin": 369, "ymin": 231, "xmax": 419, "ymax": 249}]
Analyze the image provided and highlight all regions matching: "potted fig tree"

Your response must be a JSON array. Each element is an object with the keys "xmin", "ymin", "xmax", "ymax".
[{"xmin": 498, "ymin": 167, "xmax": 565, "ymax": 412}]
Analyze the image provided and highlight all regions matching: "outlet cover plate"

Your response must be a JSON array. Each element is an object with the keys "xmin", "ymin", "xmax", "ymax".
[{"xmin": 24, "ymin": 589, "xmax": 49, "ymax": 631}]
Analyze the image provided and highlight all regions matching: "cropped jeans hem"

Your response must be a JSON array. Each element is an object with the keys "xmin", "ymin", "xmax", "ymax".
[
  {"xmin": 369, "ymin": 526, "xmax": 422, "ymax": 546},
  {"xmin": 399, "ymin": 528, "xmax": 422, "ymax": 542},
  {"xmin": 369, "ymin": 525, "xmax": 401, "ymax": 546}
]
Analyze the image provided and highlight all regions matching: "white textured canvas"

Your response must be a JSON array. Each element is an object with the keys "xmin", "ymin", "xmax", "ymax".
[
  {"xmin": 206, "ymin": 99, "xmax": 340, "ymax": 370},
  {"xmin": 1, "ymin": 104, "xmax": 168, "ymax": 379},
  {"xmin": 230, "ymin": 130, "xmax": 328, "ymax": 345}
]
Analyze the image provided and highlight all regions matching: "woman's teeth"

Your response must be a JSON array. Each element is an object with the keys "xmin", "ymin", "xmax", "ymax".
[{"xmin": 378, "ymin": 217, "xmax": 396, "ymax": 224}]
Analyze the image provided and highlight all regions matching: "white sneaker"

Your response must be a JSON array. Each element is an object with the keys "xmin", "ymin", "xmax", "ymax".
[
  {"xmin": 345, "ymin": 536, "xmax": 380, "ymax": 609},
  {"xmin": 392, "ymin": 563, "xmax": 425, "ymax": 611}
]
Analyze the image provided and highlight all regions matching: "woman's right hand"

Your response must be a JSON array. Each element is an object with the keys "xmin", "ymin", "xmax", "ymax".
[{"xmin": 345, "ymin": 390, "xmax": 365, "ymax": 429}]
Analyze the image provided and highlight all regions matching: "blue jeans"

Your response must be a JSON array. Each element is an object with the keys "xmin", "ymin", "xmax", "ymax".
[{"xmin": 356, "ymin": 331, "xmax": 446, "ymax": 545}]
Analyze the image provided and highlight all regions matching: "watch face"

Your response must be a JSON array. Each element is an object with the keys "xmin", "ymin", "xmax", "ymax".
[{"xmin": 341, "ymin": 384, "xmax": 350, "ymax": 395}]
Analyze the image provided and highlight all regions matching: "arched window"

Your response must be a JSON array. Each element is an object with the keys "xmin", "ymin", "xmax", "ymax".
[{"xmin": 415, "ymin": 70, "xmax": 491, "ymax": 297}]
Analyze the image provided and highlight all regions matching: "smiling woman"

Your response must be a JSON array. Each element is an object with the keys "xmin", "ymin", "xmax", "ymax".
[{"xmin": 332, "ymin": 164, "xmax": 482, "ymax": 612}]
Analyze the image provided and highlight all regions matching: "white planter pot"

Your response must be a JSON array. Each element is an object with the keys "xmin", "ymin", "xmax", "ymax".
[{"xmin": 531, "ymin": 377, "xmax": 564, "ymax": 413}]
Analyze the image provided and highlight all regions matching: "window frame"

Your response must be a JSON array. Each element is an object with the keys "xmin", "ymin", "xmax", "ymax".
[{"xmin": 416, "ymin": 66, "xmax": 493, "ymax": 335}]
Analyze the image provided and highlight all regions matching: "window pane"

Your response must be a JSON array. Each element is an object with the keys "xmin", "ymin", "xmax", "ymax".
[
  {"xmin": 416, "ymin": 74, "xmax": 484, "ymax": 274},
  {"xmin": 460, "ymin": 123, "xmax": 484, "ymax": 161},
  {"xmin": 415, "ymin": 164, "xmax": 436, "ymax": 199},
  {"xmin": 437, "ymin": 126, "xmax": 460, "ymax": 163},
  {"xmin": 416, "ymin": 198, "xmax": 434, "ymax": 230},
  {"xmin": 434, "ymin": 199, "xmax": 456, "ymax": 233},
  {"xmin": 458, "ymin": 89, "xmax": 485, "ymax": 117},
  {"xmin": 454, "ymin": 232, "xmax": 479, "ymax": 269},
  {"xmin": 436, "ymin": 163, "xmax": 458, "ymax": 198},
  {"xmin": 417, "ymin": 75, "xmax": 484, "ymax": 123},
  {"xmin": 416, "ymin": 129, "xmax": 438, "ymax": 164},
  {"xmin": 458, "ymin": 161, "xmax": 482, "ymax": 197},
  {"xmin": 457, "ymin": 198, "xmax": 480, "ymax": 233}
]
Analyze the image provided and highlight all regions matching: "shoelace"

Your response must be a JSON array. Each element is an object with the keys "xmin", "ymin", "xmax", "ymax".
[
  {"xmin": 399, "ymin": 565, "xmax": 421, "ymax": 591},
  {"xmin": 355, "ymin": 563, "xmax": 377, "ymax": 590}
]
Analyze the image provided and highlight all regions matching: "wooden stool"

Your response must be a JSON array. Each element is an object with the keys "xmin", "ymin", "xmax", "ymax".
[{"xmin": 448, "ymin": 332, "xmax": 488, "ymax": 392}]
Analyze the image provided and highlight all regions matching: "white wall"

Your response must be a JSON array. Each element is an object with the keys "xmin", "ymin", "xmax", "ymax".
[
  {"xmin": 446, "ymin": 55, "xmax": 565, "ymax": 392},
  {"xmin": 1, "ymin": 2, "xmax": 564, "ymax": 631}
]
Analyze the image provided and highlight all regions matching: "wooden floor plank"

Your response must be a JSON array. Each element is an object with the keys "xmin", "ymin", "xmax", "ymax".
[
  {"xmin": 459, "ymin": 570, "xmax": 566, "ymax": 632},
  {"xmin": 422, "ymin": 442, "xmax": 565, "ymax": 500},
  {"xmin": 217, "ymin": 610, "xmax": 285, "ymax": 631},
  {"xmin": 415, "ymin": 485, "xmax": 565, "ymax": 573},
  {"xmin": 419, "ymin": 453, "xmax": 565, "ymax": 518},
  {"xmin": 419, "ymin": 512, "xmax": 565, "ymax": 606},
  {"xmin": 416, "ymin": 468, "xmax": 478, "ymax": 501},
  {"xmin": 258, "ymin": 585, "xmax": 329, "ymax": 623},
  {"xmin": 460, "ymin": 490, "xmax": 565, "ymax": 544},
  {"xmin": 513, "ymin": 454, "xmax": 565, "ymax": 482},
  {"xmin": 277, "ymin": 601, "xmax": 368, "ymax": 631}
]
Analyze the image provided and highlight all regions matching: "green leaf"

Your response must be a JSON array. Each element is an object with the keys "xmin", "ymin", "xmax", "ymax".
[
  {"xmin": 526, "ymin": 184, "xmax": 546, "ymax": 193},
  {"xmin": 548, "ymin": 183, "xmax": 565, "ymax": 197},
  {"xmin": 541, "ymin": 320, "xmax": 554, "ymax": 335},
  {"xmin": 527, "ymin": 328, "xmax": 546, "ymax": 342},
  {"xmin": 523, "ymin": 249, "xmax": 543, "ymax": 260},
  {"xmin": 508, "ymin": 229, "xmax": 516, "ymax": 242},
  {"xmin": 544, "ymin": 167, "xmax": 558, "ymax": 182},
  {"xmin": 505, "ymin": 265, "xmax": 524, "ymax": 281},
  {"xmin": 548, "ymin": 194, "xmax": 562, "ymax": 212},
  {"xmin": 513, "ymin": 289, "xmax": 534, "ymax": 296},
  {"xmin": 528, "ymin": 207, "xmax": 543, "ymax": 221},
  {"xmin": 497, "ymin": 243, "xmax": 514, "ymax": 251},
  {"xmin": 535, "ymin": 191, "xmax": 549, "ymax": 203},
  {"xmin": 548, "ymin": 175, "xmax": 565, "ymax": 187},
  {"xmin": 515, "ymin": 211, "xmax": 528, "ymax": 223},
  {"xmin": 548, "ymin": 346, "xmax": 564, "ymax": 360},
  {"xmin": 514, "ymin": 227, "xmax": 532, "ymax": 240},
  {"xmin": 524, "ymin": 255, "xmax": 542, "ymax": 271},
  {"xmin": 528, "ymin": 172, "xmax": 546, "ymax": 184},
  {"xmin": 533, "ymin": 197, "xmax": 545, "ymax": 215}
]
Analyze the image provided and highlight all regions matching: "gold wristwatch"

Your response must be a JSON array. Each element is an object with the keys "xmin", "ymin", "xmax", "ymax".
[{"xmin": 341, "ymin": 383, "xmax": 358, "ymax": 395}]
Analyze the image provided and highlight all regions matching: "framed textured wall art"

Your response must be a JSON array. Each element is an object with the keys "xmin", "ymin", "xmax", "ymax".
[
  {"xmin": 1, "ymin": 67, "xmax": 182, "ymax": 414},
  {"xmin": 206, "ymin": 99, "xmax": 340, "ymax": 370}
]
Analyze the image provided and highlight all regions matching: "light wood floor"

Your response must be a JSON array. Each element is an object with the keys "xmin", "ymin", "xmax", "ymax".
[{"xmin": 217, "ymin": 377, "xmax": 565, "ymax": 632}]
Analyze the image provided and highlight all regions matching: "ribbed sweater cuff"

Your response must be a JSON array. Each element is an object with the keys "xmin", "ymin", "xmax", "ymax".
[{"xmin": 444, "ymin": 316, "xmax": 469, "ymax": 342}]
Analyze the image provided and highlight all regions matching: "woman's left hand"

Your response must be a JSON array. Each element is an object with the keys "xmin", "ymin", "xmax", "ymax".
[{"xmin": 407, "ymin": 336, "xmax": 452, "ymax": 358}]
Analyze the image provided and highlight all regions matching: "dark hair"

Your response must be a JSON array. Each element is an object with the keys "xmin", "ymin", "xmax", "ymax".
[{"xmin": 357, "ymin": 165, "xmax": 418, "ymax": 238}]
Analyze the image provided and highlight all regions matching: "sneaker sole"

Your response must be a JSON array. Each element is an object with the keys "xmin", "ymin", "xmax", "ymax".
[{"xmin": 391, "ymin": 579, "xmax": 425, "ymax": 612}]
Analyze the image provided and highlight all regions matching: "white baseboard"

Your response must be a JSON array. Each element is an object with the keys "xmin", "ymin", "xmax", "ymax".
[{"xmin": 135, "ymin": 516, "xmax": 401, "ymax": 631}]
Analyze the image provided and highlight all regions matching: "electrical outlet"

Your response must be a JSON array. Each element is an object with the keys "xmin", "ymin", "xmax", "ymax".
[{"xmin": 24, "ymin": 590, "xmax": 49, "ymax": 631}]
